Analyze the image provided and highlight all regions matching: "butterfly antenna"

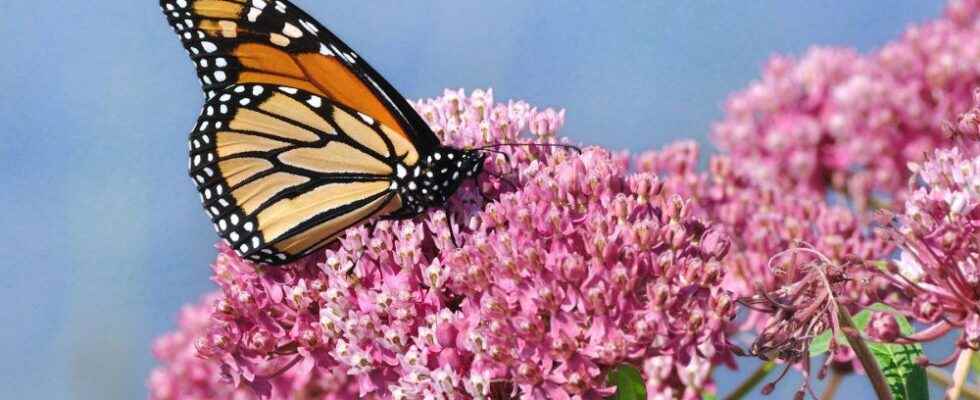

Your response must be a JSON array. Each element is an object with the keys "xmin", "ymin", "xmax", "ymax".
[
  {"xmin": 476, "ymin": 142, "xmax": 582, "ymax": 154},
  {"xmin": 475, "ymin": 147, "xmax": 512, "ymax": 164}
]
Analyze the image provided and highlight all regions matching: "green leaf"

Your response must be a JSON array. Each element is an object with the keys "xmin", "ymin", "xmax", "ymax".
[
  {"xmin": 867, "ymin": 341, "xmax": 928, "ymax": 400},
  {"xmin": 608, "ymin": 364, "xmax": 646, "ymax": 400},
  {"xmin": 864, "ymin": 305, "xmax": 928, "ymax": 400}
]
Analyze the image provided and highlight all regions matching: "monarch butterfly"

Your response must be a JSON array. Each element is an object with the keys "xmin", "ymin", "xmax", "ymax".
[{"xmin": 160, "ymin": 0, "xmax": 492, "ymax": 265}]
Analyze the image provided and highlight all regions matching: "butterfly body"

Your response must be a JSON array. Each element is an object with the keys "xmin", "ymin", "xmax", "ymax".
[
  {"xmin": 387, "ymin": 147, "xmax": 485, "ymax": 220},
  {"xmin": 163, "ymin": 0, "xmax": 486, "ymax": 264}
]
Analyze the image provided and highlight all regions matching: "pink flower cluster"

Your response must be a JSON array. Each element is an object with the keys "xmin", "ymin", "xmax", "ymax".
[
  {"xmin": 881, "ymin": 140, "xmax": 980, "ymax": 355},
  {"xmin": 149, "ymin": 89, "xmax": 736, "ymax": 399},
  {"xmin": 712, "ymin": 0, "xmax": 980, "ymax": 208},
  {"xmin": 636, "ymin": 143, "xmax": 889, "ymax": 336}
]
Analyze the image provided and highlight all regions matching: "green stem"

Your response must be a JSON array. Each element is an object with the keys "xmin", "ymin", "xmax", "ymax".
[
  {"xmin": 926, "ymin": 366, "xmax": 980, "ymax": 400},
  {"xmin": 819, "ymin": 368, "xmax": 845, "ymax": 400},
  {"xmin": 837, "ymin": 305, "xmax": 893, "ymax": 400},
  {"xmin": 949, "ymin": 349, "xmax": 976, "ymax": 400},
  {"xmin": 723, "ymin": 361, "xmax": 776, "ymax": 400}
]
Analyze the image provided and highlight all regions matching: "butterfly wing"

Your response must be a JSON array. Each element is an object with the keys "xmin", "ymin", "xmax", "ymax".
[
  {"xmin": 190, "ymin": 83, "xmax": 417, "ymax": 264},
  {"xmin": 160, "ymin": 0, "xmax": 441, "ymax": 151}
]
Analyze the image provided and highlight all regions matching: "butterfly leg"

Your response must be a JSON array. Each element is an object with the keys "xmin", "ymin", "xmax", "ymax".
[{"xmin": 443, "ymin": 206, "xmax": 462, "ymax": 248}]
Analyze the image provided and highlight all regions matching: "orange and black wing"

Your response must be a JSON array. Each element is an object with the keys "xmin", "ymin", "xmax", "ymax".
[
  {"xmin": 160, "ymin": 0, "xmax": 440, "ymax": 151},
  {"xmin": 189, "ymin": 83, "xmax": 418, "ymax": 264}
]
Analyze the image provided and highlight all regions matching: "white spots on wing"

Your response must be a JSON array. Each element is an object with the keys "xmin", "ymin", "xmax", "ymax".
[
  {"xmin": 434, "ymin": 152, "xmax": 442, "ymax": 160},
  {"xmin": 219, "ymin": 104, "xmax": 229, "ymax": 114},
  {"xmin": 231, "ymin": 214, "xmax": 240, "ymax": 225},
  {"xmin": 319, "ymin": 43, "xmax": 334, "ymax": 56},
  {"xmin": 408, "ymin": 182, "xmax": 418, "ymax": 190},
  {"xmin": 230, "ymin": 232, "xmax": 240, "ymax": 242},
  {"xmin": 299, "ymin": 19, "xmax": 318, "ymax": 34},
  {"xmin": 176, "ymin": 0, "xmax": 187, "ymax": 8},
  {"xmin": 270, "ymin": 33, "xmax": 290, "ymax": 47},
  {"xmin": 248, "ymin": 7, "xmax": 262, "ymax": 22},
  {"xmin": 413, "ymin": 166, "xmax": 421, "ymax": 177},
  {"xmin": 204, "ymin": 167, "xmax": 214, "ymax": 177},
  {"xmin": 199, "ymin": 121, "xmax": 210, "ymax": 131},
  {"xmin": 341, "ymin": 51, "xmax": 356, "ymax": 64},
  {"xmin": 447, "ymin": 153, "xmax": 455, "ymax": 160},
  {"xmin": 219, "ymin": 94, "xmax": 231, "ymax": 102},
  {"xmin": 239, "ymin": 98, "xmax": 251, "ymax": 106},
  {"xmin": 279, "ymin": 87, "xmax": 298, "ymax": 94},
  {"xmin": 201, "ymin": 41, "xmax": 218, "ymax": 53},
  {"xmin": 357, "ymin": 112, "xmax": 374, "ymax": 124},
  {"xmin": 244, "ymin": 222, "xmax": 254, "ymax": 232},
  {"xmin": 277, "ymin": 253, "xmax": 287, "ymax": 261},
  {"xmin": 206, "ymin": 106, "xmax": 215, "ymax": 116},
  {"xmin": 251, "ymin": 237, "xmax": 261, "ymax": 248},
  {"xmin": 389, "ymin": 181, "xmax": 400, "ymax": 190},
  {"xmin": 283, "ymin": 22, "xmax": 303, "ymax": 38},
  {"xmin": 239, "ymin": 243, "xmax": 249, "ymax": 253},
  {"xmin": 234, "ymin": 86, "xmax": 246, "ymax": 93},
  {"xmin": 193, "ymin": 154, "xmax": 202, "ymax": 166},
  {"xmin": 215, "ymin": 57, "xmax": 228, "ymax": 68},
  {"xmin": 219, "ymin": 219, "xmax": 228, "ymax": 231},
  {"xmin": 396, "ymin": 164, "xmax": 408, "ymax": 178},
  {"xmin": 307, "ymin": 96, "xmax": 322, "ymax": 108},
  {"xmin": 214, "ymin": 70, "xmax": 227, "ymax": 82},
  {"xmin": 252, "ymin": 86, "xmax": 264, "ymax": 96},
  {"xmin": 275, "ymin": 1, "xmax": 287, "ymax": 13}
]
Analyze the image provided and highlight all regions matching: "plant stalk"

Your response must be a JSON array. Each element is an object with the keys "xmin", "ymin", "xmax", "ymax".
[
  {"xmin": 949, "ymin": 349, "xmax": 976, "ymax": 400},
  {"xmin": 723, "ymin": 361, "xmax": 776, "ymax": 400},
  {"xmin": 927, "ymin": 366, "xmax": 980, "ymax": 400},
  {"xmin": 836, "ymin": 304, "xmax": 893, "ymax": 400},
  {"xmin": 819, "ymin": 368, "xmax": 845, "ymax": 400}
]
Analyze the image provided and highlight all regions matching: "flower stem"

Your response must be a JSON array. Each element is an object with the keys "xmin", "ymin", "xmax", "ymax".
[
  {"xmin": 820, "ymin": 368, "xmax": 845, "ymax": 400},
  {"xmin": 836, "ymin": 304, "xmax": 893, "ymax": 400},
  {"xmin": 927, "ymin": 366, "xmax": 980, "ymax": 400},
  {"xmin": 723, "ymin": 361, "xmax": 776, "ymax": 400},
  {"xmin": 948, "ymin": 349, "xmax": 976, "ymax": 400}
]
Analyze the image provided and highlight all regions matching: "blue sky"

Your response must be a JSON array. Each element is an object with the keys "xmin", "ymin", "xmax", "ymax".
[{"xmin": 0, "ymin": 1, "xmax": 945, "ymax": 398}]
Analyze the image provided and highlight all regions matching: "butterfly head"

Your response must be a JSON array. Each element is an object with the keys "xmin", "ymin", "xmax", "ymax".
[{"xmin": 394, "ymin": 147, "xmax": 486, "ymax": 215}]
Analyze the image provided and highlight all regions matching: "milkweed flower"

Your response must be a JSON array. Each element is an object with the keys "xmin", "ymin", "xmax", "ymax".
[
  {"xmin": 879, "ymin": 142, "xmax": 980, "ymax": 357},
  {"xmin": 712, "ymin": 0, "xmax": 980, "ymax": 208},
  {"xmin": 149, "ymin": 89, "xmax": 737, "ymax": 399}
]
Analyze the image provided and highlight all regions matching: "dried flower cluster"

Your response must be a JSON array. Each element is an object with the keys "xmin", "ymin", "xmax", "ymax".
[{"xmin": 149, "ymin": 89, "xmax": 736, "ymax": 399}]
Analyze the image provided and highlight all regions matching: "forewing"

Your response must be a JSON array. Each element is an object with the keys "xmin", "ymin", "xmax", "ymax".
[{"xmin": 160, "ymin": 0, "xmax": 441, "ymax": 150}]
